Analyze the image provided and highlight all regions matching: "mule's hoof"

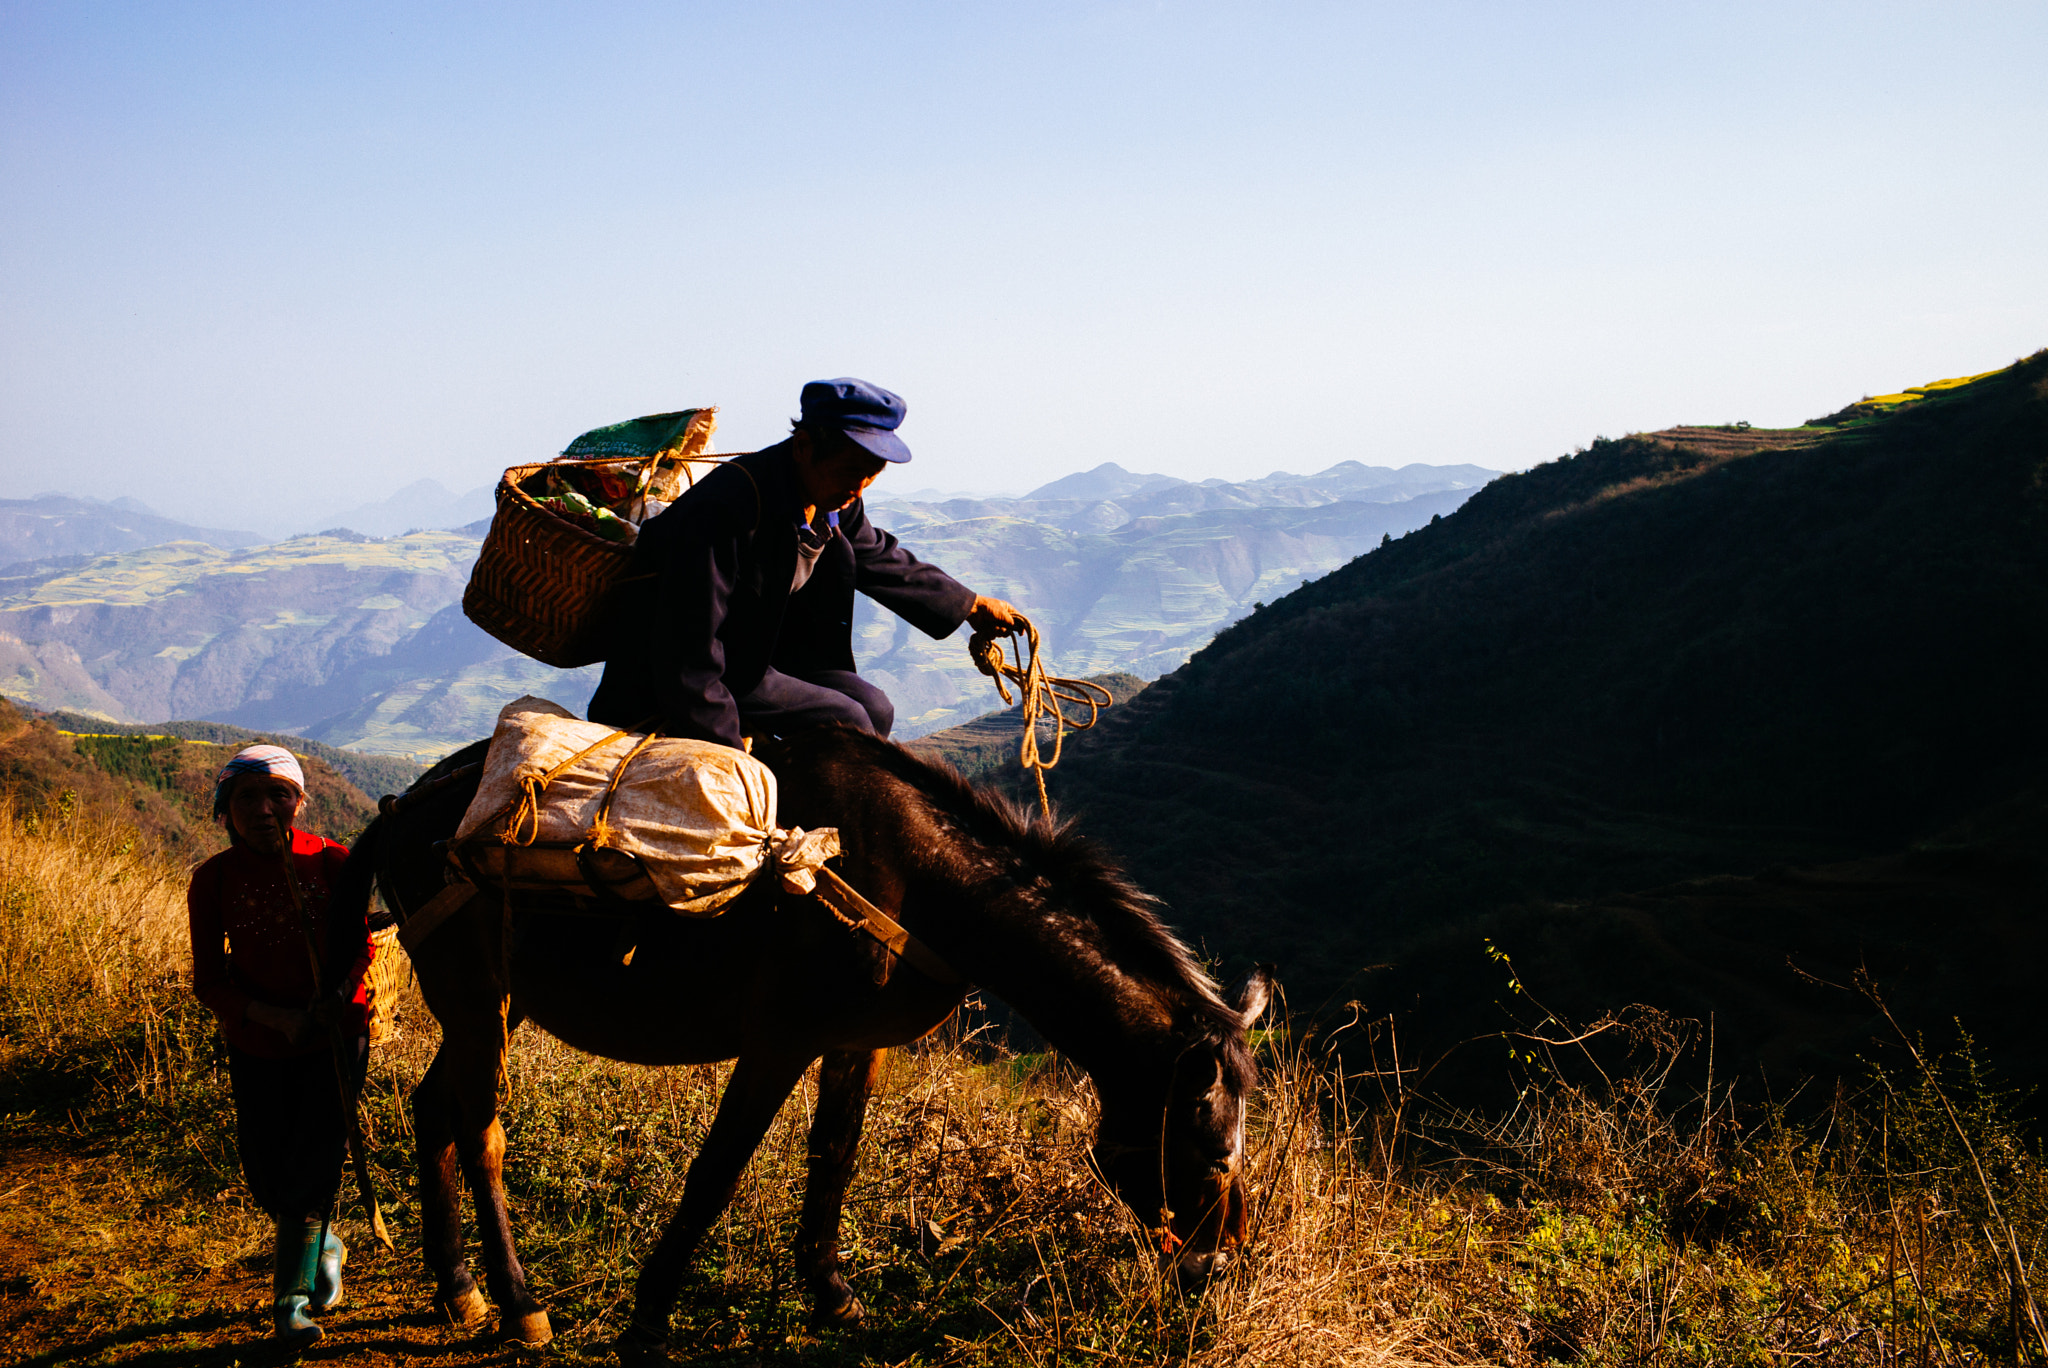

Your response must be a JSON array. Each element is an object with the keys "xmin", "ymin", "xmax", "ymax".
[
  {"xmin": 613, "ymin": 1327, "xmax": 672, "ymax": 1365},
  {"xmin": 502, "ymin": 1309, "xmax": 554, "ymax": 1347},
  {"xmin": 811, "ymin": 1293, "xmax": 867, "ymax": 1330},
  {"xmin": 437, "ymin": 1286, "xmax": 490, "ymax": 1330}
]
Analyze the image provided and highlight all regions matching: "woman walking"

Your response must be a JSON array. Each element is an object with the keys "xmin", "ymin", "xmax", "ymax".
[{"xmin": 188, "ymin": 745, "xmax": 373, "ymax": 1350}]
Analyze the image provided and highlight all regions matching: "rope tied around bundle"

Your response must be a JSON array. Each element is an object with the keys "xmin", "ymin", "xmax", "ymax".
[
  {"xmin": 968, "ymin": 613, "xmax": 1113, "ymax": 818},
  {"xmin": 499, "ymin": 717, "xmax": 658, "ymax": 850}
]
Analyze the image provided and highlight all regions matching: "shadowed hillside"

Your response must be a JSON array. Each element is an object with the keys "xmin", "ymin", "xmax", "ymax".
[
  {"xmin": 1037, "ymin": 353, "xmax": 2048, "ymax": 1091},
  {"xmin": 0, "ymin": 696, "xmax": 382, "ymax": 853},
  {"xmin": 21, "ymin": 703, "xmax": 424, "ymax": 800}
]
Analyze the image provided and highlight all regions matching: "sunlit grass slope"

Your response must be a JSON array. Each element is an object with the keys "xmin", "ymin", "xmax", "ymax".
[{"xmin": 4, "ymin": 788, "xmax": 2046, "ymax": 1363}]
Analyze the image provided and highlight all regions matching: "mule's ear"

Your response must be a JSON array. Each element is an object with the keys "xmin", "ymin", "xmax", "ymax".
[{"xmin": 1230, "ymin": 964, "xmax": 1276, "ymax": 1031}]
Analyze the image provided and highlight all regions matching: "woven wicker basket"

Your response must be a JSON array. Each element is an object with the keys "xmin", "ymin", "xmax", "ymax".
[
  {"xmin": 461, "ymin": 459, "xmax": 645, "ymax": 667},
  {"xmin": 363, "ymin": 923, "xmax": 406, "ymax": 1047}
]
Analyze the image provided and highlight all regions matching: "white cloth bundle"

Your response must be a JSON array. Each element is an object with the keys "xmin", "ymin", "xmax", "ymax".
[{"xmin": 453, "ymin": 696, "xmax": 838, "ymax": 914}]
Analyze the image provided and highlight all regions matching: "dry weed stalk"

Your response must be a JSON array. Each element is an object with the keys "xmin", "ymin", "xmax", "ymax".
[{"xmin": 1853, "ymin": 967, "xmax": 2048, "ymax": 1364}]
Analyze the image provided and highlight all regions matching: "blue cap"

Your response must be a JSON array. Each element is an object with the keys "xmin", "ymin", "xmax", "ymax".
[{"xmin": 799, "ymin": 377, "xmax": 913, "ymax": 463}]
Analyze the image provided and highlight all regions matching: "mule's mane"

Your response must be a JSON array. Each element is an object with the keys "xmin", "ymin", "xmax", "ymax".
[{"xmin": 789, "ymin": 728, "xmax": 1250, "ymax": 1054}]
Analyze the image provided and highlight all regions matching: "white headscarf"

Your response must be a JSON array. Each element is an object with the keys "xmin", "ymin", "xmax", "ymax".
[{"xmin": 211, "ymin": 744, "xmax": 307, "ymax": 820}]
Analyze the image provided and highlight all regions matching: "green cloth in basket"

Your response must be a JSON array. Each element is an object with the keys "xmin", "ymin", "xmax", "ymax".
[{"xmin": 560, "ymin": 407, "xmax": 716, "ymax": 462}]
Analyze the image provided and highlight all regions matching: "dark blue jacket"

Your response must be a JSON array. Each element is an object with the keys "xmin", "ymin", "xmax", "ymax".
[{"xmin": 587, "ymin": 442, "xmax": 976, "ymax": 747}]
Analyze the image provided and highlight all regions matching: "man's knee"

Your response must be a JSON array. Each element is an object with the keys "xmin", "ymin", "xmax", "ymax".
[
  {"xmin": 820, "ymin": 673, "xmax": 892, "ymax": 738},
  {"xmin": 816, "ymin": 689, "xmax": 878, "ymax": 734},
  {"xmin": 737, "ymin": 669, "xmax": 894, "ymax": 739},
  {"xmin": 854, "ymin": 686, "xmax": 893, "ymax": 738}
]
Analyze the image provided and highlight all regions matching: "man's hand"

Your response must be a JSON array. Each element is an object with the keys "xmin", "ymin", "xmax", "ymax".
[{"xmin": 967, "ymin": 595, "xmax": 1022, "ymax": 633}]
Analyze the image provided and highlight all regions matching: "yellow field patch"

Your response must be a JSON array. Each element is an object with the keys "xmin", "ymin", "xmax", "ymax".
[
  {"xmin": 1913, "ymin": 367, "xmax": 2004, "ymax": 392},
  {"xmin": 1856, "ymin": 364, "xmax": 2009, "ymax": 412},
  {"xmin": 4, "ymin": 530, "xmax": 479, "ymax": 609}
]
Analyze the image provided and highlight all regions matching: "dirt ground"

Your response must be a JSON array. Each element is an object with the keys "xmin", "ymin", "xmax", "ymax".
[{"xmin": 0, "ymin": 1141, "xmax": 576, "ymax": 1368}]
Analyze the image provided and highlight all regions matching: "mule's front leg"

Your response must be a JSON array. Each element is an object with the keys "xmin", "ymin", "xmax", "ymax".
[
  {"xmin": 797, "ymin": 1048, "xmax": 885, "ymax": 1328},
  {"xmin": 624, "ymin": 1050, "xmax": 815, "ymax": 1354},
  {"xmin": 413, "ymin": 1055, "xmax": 487, "ymax": 1329}
]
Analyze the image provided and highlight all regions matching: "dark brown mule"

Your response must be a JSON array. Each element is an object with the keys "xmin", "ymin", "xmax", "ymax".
[{"xmin": 335, "ymin": 725, "xmax": 1272, "ymax": 1355}]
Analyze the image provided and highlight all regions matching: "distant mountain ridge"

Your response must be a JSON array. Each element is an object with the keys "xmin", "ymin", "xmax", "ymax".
[
  {"xmin": 0, "ymin": 494, "xmax": 265, "ymax": 568},
  {"xmin": 0, "ymin": 531, "xmax": 568, "ymax": 760},
  {"xmin": 1024, "ymin": 463, "xmax": 1189, "ymax": 501},
  {"xmin": 314, "ymin": 478, "xmax": 496, "ymax": 539},
  {"xmin": 8, "ymin": 480, "xmax": 502, "ymax": 551},
  {"xmin": 884, "ymin": 459, "xmax": 1500, "ymax": 536},
  {"xmin": 859, "ymin": 487, "xmax": 1478, "ymax": 730},
  {"xmin": 1021, "ymin": 458, "xmax": 1500, "ymax": 510},
  {"xmin": 0, "ymin": 457, "xmax": 1492, "ymax": 756}
]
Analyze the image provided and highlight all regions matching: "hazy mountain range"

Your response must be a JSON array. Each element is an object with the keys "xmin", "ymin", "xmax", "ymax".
[
  {"xmin": 311, "ymin": 478, "xmax": 499, "ymax": 539},
  {"xmin": 0, "ymin": 481, "xmax": 499, "ymax": 559},
  {"xmin": 0, "ymin": 495, "xmax": 267, "ymax": 569},
  {"xmin": 0, "ymin": 458, "xmax": 1492, "ymax": 758}
]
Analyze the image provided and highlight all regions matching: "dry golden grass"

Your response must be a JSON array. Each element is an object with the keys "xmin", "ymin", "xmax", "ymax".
[
  {"xmin": 4, "ymin": 799, "xmax": 2047, "ymax": 1365},
  {"xmin": 0, "ymin": 797, "xmax": 191, "ymax": 1066}
]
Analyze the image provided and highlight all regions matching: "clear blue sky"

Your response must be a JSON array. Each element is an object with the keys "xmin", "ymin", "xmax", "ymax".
[{"xmin": 3, "ymin": 2, "xmax": 2043, "ymax": 530}]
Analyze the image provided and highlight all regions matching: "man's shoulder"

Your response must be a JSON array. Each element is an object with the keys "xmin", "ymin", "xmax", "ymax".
[
  {"xmin": 654, "ymin": 447, "xmax": 791, "ymax": 535},
  {"xmin": 841, "ymin": 494, "xmax": 904, "ymax": 546}
]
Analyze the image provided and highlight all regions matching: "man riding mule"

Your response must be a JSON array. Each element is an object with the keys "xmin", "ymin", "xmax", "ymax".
[
  {"xmin": 339, "ymin": 726, "xmax": 1274, "ymax": 1356},
  {"xmin": 333, "ymin": 377, "xmax": 1272, "ymax": 1356},
  {"xmin": 589, "ymin": 376, "xmax": 1022, "ymax": 746}
]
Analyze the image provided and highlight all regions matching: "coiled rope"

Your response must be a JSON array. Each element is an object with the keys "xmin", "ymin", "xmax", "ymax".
[{"xmin": 968, "ymin": 613, "xmax": 1113, "ymax": 818}]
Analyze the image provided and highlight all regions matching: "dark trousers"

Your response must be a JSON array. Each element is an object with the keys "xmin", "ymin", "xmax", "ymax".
[
  {"xmin": 227, "ymin": 1040, "xmax": 364, "ymax": 1222},
  {"xmin": 737, "ymin": 668, "xmax": 894, "ymax": 740}
]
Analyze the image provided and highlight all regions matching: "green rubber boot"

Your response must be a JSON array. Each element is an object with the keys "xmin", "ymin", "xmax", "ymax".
[
  {"xmin": 272, "ymin": 1219, "xmax": 325, "ymax": 1351},
  {"xmin": 311, "ymin": 1227, "xmax": 347, "ymax": 1313}
]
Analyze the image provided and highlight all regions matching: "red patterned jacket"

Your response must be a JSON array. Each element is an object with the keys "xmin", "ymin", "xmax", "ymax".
[{"xmin": 188, "ymin": 830, "xmax": 373, "ymax": 1058}]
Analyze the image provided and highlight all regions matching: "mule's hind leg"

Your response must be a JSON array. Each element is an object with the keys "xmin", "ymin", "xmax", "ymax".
[
  {"xmin": 797, "ymin": 1048, "xmax": 886, "ymax": 1328},
  {"xmin": 413, "ymin": 1052, "xmax": 489, "ymax": 1329},
  {"xmin": 624, "ymin": 1049, "xmax": 815, "ymax": 1353}
]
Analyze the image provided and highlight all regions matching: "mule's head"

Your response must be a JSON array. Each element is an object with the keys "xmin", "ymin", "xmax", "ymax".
[{"xmin": 1090, "ymin": 966, "xmax": 1274, "ymax": 1283}]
